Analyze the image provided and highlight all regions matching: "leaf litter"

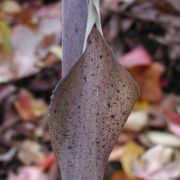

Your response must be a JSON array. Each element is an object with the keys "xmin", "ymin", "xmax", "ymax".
[{"xmin": 0, "ymin": 0, "xmax": 179, "ymax": 179}]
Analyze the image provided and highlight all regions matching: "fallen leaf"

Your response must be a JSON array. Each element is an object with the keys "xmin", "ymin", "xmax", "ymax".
[
  {"xmin": 49, "ymin": 46, "xmax": 62, "ymax": 60},
  {"xmin": 168, "ymin": 122, "xmax": 180, "ymax": 137},
  {"xmin": 133, "ymin": 100, "xmax": 150, "ymax": 111},
  {"xmin": 38, "ymin": 153, "xmax": 55, "ymax": 171},
  {"xmin": 131, "ymin": 63, "xmax": 165, "ymax": 103},
  {"xmin": 8, "ymin": 166, "xmax": 49, "ymax": 180},
  {"xmin": 117, "ymin": 131, "xmax": 137, "ymax": 145},
  {"xmin": 0, "ymin": 148, "xmax": 16, "ymax": 162},
  {"xmin": 141, "ymin": 145, "xmax": 173, "ymax": 174},
  {"xmin": 2, "ymin": 0, "xmax": 21, "ymax": 14},
  {"xmin": 0, "ymin": 85, "xmax": 16, "ymax": 101},
  {"xmin": 14, "ymin": 89, "xmax": 47, "ymax": 122},
  {"xmin": 18, "ymin": 140, "xmax": 46, "ymax": 165},
  {"xmin": 149, "ymin": 160, "xmax": 180, "ymax": 180},
  {"xmin": 119, "ymin": 47, "xmax": 165, "ymax": 103},
  {"xmin": 146, "ymin": 131, "xmax": 180, "ymax": 147},
  {"xmin": 125, "ymin": 111, "xmax": 148, "ymax": 132},
  {"xmin": 121, "ymin": 141, "xmax": 145, "ymax": 177},
  {"xmin": 132, "ymin": 144, "xmax": 180, "ymax": 180},
  {"xmin": 160, "ymin": 94, "xmax": 180, "ymax": 124},
  {"xmin": 119, "ymin": 46, "xmax": 152, "ymax": 68},
  {"xmin": 0, "ymin": 3, "xmax": 61, "ymax": 83},
  {"xmin": 109, "ymin": 145, "xmax": 124, "ymax": 161},
  {"xmin": 166, "ymin": 111, "xmax": 180, "ymax": 125},
  {"xmin": 110, "ymin": 170, "xmax": 129, "ymax": 180}
]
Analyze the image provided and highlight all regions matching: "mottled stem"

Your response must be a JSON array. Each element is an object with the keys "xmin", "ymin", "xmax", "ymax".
[{"xmin": 62, "ymin": 0, "xmax": 88, "ymax": 77}]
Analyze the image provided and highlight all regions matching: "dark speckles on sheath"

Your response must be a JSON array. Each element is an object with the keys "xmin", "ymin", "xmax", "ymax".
[
  {"xmin": 111, "ymin": 114, "xmax": 115, "ymax": 118},
  {"xmin": 48, "ymin": 27, "xmax": 139, "ymax": 179}
]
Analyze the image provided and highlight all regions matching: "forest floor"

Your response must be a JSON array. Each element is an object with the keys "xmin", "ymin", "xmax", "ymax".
[{"xmin": 0, "ymin": 0, "xmax": 180, "ymax": 179}]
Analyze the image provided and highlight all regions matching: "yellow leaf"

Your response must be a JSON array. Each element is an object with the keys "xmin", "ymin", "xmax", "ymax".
[
  {"xmin": 31, "ymin": 99, "xmax": 47, "ymax": 118},
  {"xmin": 121, "ymin": 141, "xmax": 145, "ymax": 178},
  {"xmin": 49, "ymin": 46, "xmax": 62, "ymax": 60},
  {"xmin": 133, "ymin": 100, "xmax": 150, "ymax": 111}
]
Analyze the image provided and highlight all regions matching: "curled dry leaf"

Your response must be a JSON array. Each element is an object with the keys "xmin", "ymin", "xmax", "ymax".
[{"xmin": 49, "ymin": 27, "xmax": 139, "ymax": 179}]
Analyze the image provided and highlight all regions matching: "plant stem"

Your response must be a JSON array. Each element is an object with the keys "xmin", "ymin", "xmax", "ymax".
[{"xmin": 62, "ymin": 0, "xmax": 88, "ymax": 77}]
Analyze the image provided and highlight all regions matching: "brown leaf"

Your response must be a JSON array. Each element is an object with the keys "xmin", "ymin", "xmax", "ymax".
[
  {"xmin": 110, "ymin": 170, "xmax": 129, "ymax": 180},
  {"xmin": 14, "ymin": 89, "xmax": 47, "ymax": 122},
  {"xmin": 130, "ymin": 63, "xmax": 165, "ymax": 103}
]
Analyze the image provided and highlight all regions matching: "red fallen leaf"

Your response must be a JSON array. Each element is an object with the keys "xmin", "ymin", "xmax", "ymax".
[
  {"xmin": 14, "ymin": 89, "xmax": 33, "ymax": 121},
  {"xmin": 119, "ymin": 47, "xmax": 165, "ymax": 103},
  {"xmin": 38, "ymin": 154, "xmax": 55, "ymax": 171},
  {"xmin": 119, "ymin": 46, "xmax": 152, "ymax": 68},
  {"xmin": 165, "ymin": 111, "xmax": 180, "ymax": 125},
  {"xmin": 14, "ymin": 89, "xmax": 47, "ymax": 122}
]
